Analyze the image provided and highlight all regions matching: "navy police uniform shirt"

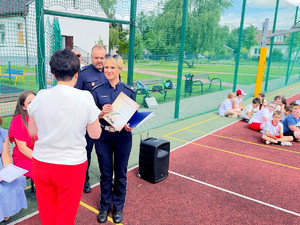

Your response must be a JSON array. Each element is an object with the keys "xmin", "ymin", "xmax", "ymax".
[
  {"xmin": 74, "ymin": 64, "xmax": 107, "ymax": 91},
  {"xmin": 92, "ymin": 81, "xmax": 136, "ymax": 126}
]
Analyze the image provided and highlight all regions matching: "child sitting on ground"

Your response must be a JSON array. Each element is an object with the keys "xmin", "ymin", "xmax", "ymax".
[
  {"xmin": 262, "ymin": 110, "xmax": 293, "ymax": 146},
  {"xmin": 232, "ymin": 89, "xmax": 246, "ymax": 111},
  {"xmin": 248, "ymin": 101, "xmax": 276, "ymax": 131},
  {"xmin": 218, "ymin": 92, "xmax": 240, "ymax": 118},
  {"xmin": 257, "ymin": 92, "xmax": 267, "ymax": 109},
  {"xmin": 282, "ymin": 105, "xmax": 293, "ymax": 121},
  {"xmin": 240, "ymin": 97, "xmax": 260, "ymax": 122},
  {"xmin": 274, "ymin": 95, "xmax": 285, "ymax": 112}
]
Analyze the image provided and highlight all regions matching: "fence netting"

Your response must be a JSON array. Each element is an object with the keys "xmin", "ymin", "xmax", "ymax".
[{"xmin": 1, "ymin": 0, "xmax": 300, "ymax": 129}]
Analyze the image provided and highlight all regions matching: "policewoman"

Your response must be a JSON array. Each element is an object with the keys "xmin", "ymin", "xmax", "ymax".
[
  {"xmin": 92, "ymin": 53, "xmax": 135, "ymax": 224},
  {"xmin": 74, "ymin": 44, "xmax": 107, "ymax": 193}
]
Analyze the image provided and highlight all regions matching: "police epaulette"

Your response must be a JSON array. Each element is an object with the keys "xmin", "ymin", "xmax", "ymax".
[
  {"xmin": 124, "ymin": 83, "xmax": 136, "ymax": 92},
  {"xmin": 92, "ymin": 85, "xmax": 99, "ymax": 91}
]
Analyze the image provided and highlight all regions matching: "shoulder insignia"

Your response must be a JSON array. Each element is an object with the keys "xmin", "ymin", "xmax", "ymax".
[
  {"xmin": 124, "ymin": 83, "xmax": 136, "ymax": 93},
  {"xmin": 80, "ymin": 64, "xmax": 91, "ymax": 72}
]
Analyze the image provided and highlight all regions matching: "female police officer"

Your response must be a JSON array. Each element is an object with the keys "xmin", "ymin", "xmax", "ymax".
[{"xmin": 92, "ymin": 53, "xmax": 135, "ymax": 223}]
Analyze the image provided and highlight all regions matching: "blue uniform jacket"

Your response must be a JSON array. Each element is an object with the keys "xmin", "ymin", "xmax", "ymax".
[
  {"xmin": 75, "ymin": 64, "xmax": 107, "ymax": 91},
  {"xmin": 92, "ymin": 81, "xmax": 136, "ymax": 126}
]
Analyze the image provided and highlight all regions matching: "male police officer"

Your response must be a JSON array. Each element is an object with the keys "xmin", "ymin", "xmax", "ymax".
[{"xmin": 75, "ymin": 44, "xmax": 107, "ymax": 193}]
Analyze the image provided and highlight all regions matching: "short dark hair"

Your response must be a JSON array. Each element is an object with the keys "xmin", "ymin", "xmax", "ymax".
[
  {"xmin": 0, "ymin": 116, "xmax": 2, "ymax": 126},
  {"xmin": 274, "ymin": 95, "xmax": 282, "ymax": 101},
  {"xmin": 49, "ymin": 49, "xmax": 80, "ymax": 81},
  {"xmin": 252, "ymin": 97, "xmax": 261, "ymax": 105},
  {"xmin": 285, "ymin": 105, "xmax": 293, "ymax": 112}
]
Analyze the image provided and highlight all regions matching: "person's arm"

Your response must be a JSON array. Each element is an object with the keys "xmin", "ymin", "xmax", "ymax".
[
  {"xmin": 265, "ymin": 130, "xmax": 275, "ymax": 139},
  {"xmin": 2, "ymin": 137, "xmax": 12, "ymax": 167},
  {"xmin": 246, "ymin": 110, "xmax": 252, "ymax": 118},
  {"xmin": 28, "ymin": 116, "xmax": 38, "ymax": 137},
  {"xmin": 288, "ymin": 124, "xmax": 300, "ymax": 132},
  {"xmin": 263, "ymin": 116, "xmax": 269, "ymax": 122},
  {"xmin": 14, "ymin": 139, "xmax": 32, "ymax": 159},
  {"xmin": 232, "ymin": 100, "xmax": 237, "ymax": 109},
  {"xmin": 87, "ymin": 119, "xmax": 101, "ymax": 139}
]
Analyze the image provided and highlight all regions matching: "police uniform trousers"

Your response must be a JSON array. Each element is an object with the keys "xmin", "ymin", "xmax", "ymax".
[
  {"xmin": 84, "ymin": 133, "xmax": 98, "ymax": 184},
  {"xmin": 95, "ymin": 129, "xmax": 132, "ymax": 211}
]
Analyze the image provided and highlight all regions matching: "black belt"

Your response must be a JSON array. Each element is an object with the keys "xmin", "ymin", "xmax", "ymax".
[{"xmin": 101, "ymin": 125, "xmax": 117, "ymax": 133}]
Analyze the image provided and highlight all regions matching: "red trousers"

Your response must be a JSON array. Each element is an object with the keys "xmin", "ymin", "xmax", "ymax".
[{"xmin": 32, "ymin": 158, "xmax": 87, "ymax": 225}]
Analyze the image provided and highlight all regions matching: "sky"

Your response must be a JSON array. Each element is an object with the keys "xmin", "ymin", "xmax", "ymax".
[{"xmin": 220, "ymin": 0, "xmax": 299, "ymax": 30}]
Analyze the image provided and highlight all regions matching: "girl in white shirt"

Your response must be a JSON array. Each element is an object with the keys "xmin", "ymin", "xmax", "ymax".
[{"xmin": 218, "ymin": 92, "xmax": 240, "ymax": 118}]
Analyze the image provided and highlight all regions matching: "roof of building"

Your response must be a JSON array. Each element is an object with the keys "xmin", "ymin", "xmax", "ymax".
[
  {"xmin": 255, "ymin": 30, "xmax": 290, "ymax": 45},
  {"xmin": 0, "ymin": 0, "xmax": 34, "ymax": 17}
]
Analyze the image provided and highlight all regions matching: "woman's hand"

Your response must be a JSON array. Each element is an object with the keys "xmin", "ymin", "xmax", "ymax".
[
  {"xmin": 124, "ymin": 123, "xmax": 133, "ymax": 132},
  {"xmin": 98, "ymin": 104, "xmax": 113, "ymax": 118}
]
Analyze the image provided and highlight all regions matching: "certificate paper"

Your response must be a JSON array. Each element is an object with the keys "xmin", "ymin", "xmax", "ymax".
[
  {"xmin": 103, "ymin": 92, "xmax": 140, "ymax": 131},
  {"xmin": 0, "ymin": 164, "xmax": 28, "ymax": 183}
]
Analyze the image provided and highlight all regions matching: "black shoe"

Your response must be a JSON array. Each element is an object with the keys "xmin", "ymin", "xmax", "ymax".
[
  {"xmin": 97, "ymin": 210, "xmax": 109, "ymax": 223},
  {"xmin": 113, "ymin": 210, "xmax": 123, "ymax": 223},
  {"xmin": 83, "ymin": 182, "xmax": 91, "ymax": 193}
]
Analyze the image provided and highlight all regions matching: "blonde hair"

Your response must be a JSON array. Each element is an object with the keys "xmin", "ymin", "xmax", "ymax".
[
  {"xmin": 293, "ymin": 105, "xmax": 300, "ymax": 110},
  {"xmin": 273, "ymin": 110, "xmax": 282, "ymax": 117},
  {"xmin": 104, "ymin": 54, "xmax": 123, "ymax": 69},
  {"xmin": 227, "ymin": 92, "xmax": 236, "ymax": 99}
]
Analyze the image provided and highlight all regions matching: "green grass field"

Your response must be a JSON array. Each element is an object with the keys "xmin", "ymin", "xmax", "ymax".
[{"xmin": 1, "ymin": 61, "xmax": 299, "ymax": 109}]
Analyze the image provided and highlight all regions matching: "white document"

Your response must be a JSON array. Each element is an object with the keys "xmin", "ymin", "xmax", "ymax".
[
  {"xmin": 103, "ymin": 92, "xmax": 140, "ymax": 131},
  {"xmin": 0, "ymin": 164, "xmax": 28, "ymax": 183}
]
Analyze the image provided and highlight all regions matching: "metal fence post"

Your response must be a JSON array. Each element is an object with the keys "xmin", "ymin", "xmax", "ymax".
[
  {"xmin": 35, "ymin": 0, "xmax": 46, "ymax": 90},
  {"xmin": 285, "ymin": 6, "xmax": 298, "ymax": 85},
  {"xmin": 264, "ymin": 0, "xmax": 279, "ymax": 92},
  {"xmin": 232, "ymin": 0, "xmax": 247, "ymax": 93},
  {"xmin": 127, "ymin": 0, "xmax": 137, "ymax": 86},
  {"xmin": 174, "ymin": 0, "xmax": 188, "ymax": 118}
]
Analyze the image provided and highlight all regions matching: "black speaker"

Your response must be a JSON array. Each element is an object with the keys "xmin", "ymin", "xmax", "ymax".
[{"xmin": 138, "ymin": 137, "xmax": 170, "ymax": 183}]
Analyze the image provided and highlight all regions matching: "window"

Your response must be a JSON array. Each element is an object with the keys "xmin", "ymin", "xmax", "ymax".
[
  {"xmin": 275, "ymin": 35, "xmax": 283, "ymax": 42},
  {"xmin": 0, "ymin": 24, "xmax": 5, "ymax": 44},
  {"xmin": 17, "ymin": 23, "xmax": 24, "ymax": 45}
]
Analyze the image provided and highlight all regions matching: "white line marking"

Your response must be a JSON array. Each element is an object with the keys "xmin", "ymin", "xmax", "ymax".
[
  {"xmin": 7, "ymin": 211, "xmax": 39, "ymax": 225},
  {"xmin": 169, "ymin": 170, "xmax": 300, "ymax": 217}
]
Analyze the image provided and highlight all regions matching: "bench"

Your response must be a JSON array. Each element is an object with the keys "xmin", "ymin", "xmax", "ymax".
[
  {"xmin": 184, "ymin": 73, "xmax": 222, "ymax": 96},
  {"xmin": 0, "ymin": 68, "xmax": 25, "ymax": 86},
  {"xmin": 135, "ymin": 78, "xmax": 175, "ymax": 107}
]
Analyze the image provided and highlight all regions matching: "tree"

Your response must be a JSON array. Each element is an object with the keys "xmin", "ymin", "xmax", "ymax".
[
  {"xmin": 242, "ymin": 25, "xmax": 258, "ymax": 51},
  {"xmin": 97, "ymin": 0, "xmax": 129, "ymax": 54},
  {"xmin": 97, "ymin": 0, "xmax": 116, "ymax": 19},
  {"xmin": 136, "ymin": 0, "xmax": 233, "ymax": 65},
  {"xmin": 285, "ymin": 31, "xmax": 300, "ymax": 51}
]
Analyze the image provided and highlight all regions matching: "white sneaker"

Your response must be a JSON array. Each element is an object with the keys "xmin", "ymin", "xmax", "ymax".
[
  {"xmin": 228, "ymin": 114, "xmax": 238, "ymax": 118},
  {"xmin": 265, "ymin": 141, "xmax": 271, "ymax": 145},
  {"xmin": 281, "ymin": 141, "xmax": 292, "ymax": 146}
]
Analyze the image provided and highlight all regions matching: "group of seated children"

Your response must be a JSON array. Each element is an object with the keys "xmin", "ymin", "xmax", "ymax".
[{"xmin": 218, "ymin": 90, "xmax": 300, "ymax": 147}]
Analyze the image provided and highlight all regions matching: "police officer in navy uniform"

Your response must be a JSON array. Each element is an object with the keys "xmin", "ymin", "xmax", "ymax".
[
  {"xmin": 74, "ymin": 44, "xmax": 107, "ymax": 193},
  {"xmin": 92, "ymin": 53, "xmax": 135, "ymax": 224}
]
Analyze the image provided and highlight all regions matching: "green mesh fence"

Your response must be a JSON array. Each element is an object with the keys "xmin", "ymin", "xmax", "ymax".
[
  {"xmin": 0, "ymin": 0, "xmax": 38, "ymax": 128},
  {"xmin": 1, "ymin": 0, "xmax": 300, "ymax": 130}
]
